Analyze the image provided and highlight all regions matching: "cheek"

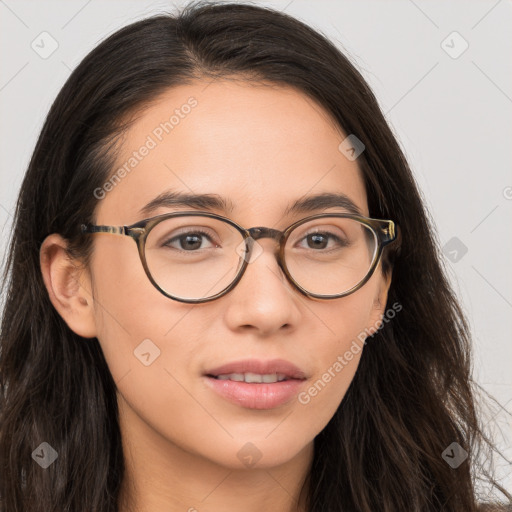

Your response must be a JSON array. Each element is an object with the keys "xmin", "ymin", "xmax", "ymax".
[
  {"xmin": 89, "ymin": 241, "xmax": 199, "ymax": 385},
  {"xmin": 91, "ymin": 278, "xmax": 216, "ymax": 460},
  {"xmin": 296, "ymin": 290, "xmax": 376, "ymax": 429}
]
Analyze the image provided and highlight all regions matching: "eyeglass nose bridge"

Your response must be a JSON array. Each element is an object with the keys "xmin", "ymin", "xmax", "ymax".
[{"xmin": 247, "ymin": 226, "xmax": 283, "ymax": 242}]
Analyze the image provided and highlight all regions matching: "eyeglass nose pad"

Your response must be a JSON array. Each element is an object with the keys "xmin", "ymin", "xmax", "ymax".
[
  {"xmin": 244, "ymin": 227, "xmax": 283, "ymax": 263},
  {"xmin": 238, "ymin": 235, "xmax": 270, "ymax": 265},
  {"xmin": 238, "ymin": 236, "xmax": 261, "ymax": 264},
  {"xmin": 240, "ymin": 230, "xmax": 287, "ymax": 284}
]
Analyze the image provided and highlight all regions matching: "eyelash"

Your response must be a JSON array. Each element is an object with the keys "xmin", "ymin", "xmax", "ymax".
[
  {"xmin": 162, "ymin": 229, "xmax": 348, "ymax": 252},
  {"xmin": 163, "ymin": 229, "xmax": 219, "ymax": 250}
]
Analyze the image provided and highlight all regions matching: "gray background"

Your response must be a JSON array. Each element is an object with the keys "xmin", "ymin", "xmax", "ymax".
[{"xmin": 1, "ymin": 0, "xmax": 510, "ymax": 495}]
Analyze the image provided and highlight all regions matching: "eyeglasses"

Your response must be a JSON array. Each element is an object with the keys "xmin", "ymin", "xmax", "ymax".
[{"xmin": 80, "ymin": 211, "xmax": 399, "ymax": 303}]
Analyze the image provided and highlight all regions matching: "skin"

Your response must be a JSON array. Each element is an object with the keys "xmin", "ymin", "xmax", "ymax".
[{"xmin": 40, "ymin": 79, "xmax": 392, "ymax": 512}]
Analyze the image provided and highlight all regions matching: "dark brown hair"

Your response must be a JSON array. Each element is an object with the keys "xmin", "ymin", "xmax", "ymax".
[{"xmin": 1, "ymin": 1, "xmax": 510, "ymax": 510}]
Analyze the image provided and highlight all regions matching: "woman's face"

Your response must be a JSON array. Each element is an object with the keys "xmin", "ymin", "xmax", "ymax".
[{"xmin": 50, "ymin": 80, "xmax": 391, "ymax": 472}]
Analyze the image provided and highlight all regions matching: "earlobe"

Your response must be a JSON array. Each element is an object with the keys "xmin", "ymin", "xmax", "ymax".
[{"xmin": 39, "ymin": 234, "xmax": 97, "ymax": 339}]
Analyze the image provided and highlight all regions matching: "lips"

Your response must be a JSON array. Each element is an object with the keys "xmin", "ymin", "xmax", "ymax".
[{"xmin": 204, "ymin": 358, "xmax": 308, "ymax": 381}]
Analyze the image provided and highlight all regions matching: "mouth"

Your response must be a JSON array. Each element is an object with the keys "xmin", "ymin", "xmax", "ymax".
[
  {"xmin": 206, "ymin": 372, "xmax": 296, "ymax": 383},
  {"xmin": 204, "ymin": 358, "xmax": 307, "ymax": 381},
  {"xmin": 202, "ymin": 358, "xmax": 308, "ymax": 409}
]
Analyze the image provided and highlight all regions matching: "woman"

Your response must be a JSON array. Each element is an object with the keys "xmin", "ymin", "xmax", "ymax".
[{"xmin": 0, "ymin": 1, "xmax": 510, "ymax": 511}]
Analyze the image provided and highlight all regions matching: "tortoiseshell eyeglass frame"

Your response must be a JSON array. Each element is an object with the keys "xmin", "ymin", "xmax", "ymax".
[{"xmin": 80, "ymin": 211, "xmax": 400, "ymax": 304}]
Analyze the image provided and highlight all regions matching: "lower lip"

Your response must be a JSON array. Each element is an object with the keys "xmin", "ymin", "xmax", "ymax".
[{"xmin": 203, "ymin": 376, "xmax": 306, "ymax": 409}]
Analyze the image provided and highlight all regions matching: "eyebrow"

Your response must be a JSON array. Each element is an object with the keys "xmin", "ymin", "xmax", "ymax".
[{"xmin": 138, "ymin": 190, "xmax": 362, "ymax": 218}]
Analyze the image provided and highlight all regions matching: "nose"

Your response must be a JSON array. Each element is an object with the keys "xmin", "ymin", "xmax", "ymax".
[{"xmin": 223, "ymin": 235, "xmax": 301, "ymax": 336}]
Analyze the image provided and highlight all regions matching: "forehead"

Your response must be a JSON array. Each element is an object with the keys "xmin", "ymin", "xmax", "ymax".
[{"xmin": 94, "ymin": 79, "xmax": 368, "ymax": 225}]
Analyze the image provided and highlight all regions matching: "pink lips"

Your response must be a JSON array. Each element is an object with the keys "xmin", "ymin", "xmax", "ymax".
[{"xmin": 203, "ymin": 358, "xmax": 308, "ymax": 410}]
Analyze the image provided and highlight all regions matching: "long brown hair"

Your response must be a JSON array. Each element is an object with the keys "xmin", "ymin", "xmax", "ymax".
[{"xmin": 1, "ymin": 1, "xmax": 510, "ymax": 510}]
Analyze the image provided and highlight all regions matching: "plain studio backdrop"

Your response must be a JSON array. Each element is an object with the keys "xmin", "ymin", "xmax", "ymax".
[{"xmin": 0, "ymin": 0, "xmax": 510, "ymax": 498}]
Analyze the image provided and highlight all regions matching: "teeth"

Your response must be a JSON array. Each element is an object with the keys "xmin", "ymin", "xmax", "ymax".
[
  {"xmin": 217, "ymin": 373, "xmax": 244, "ymax": 381},
  {"xmin": 215, "ymin": 372, "xmax": 288, "ymax": 383}
]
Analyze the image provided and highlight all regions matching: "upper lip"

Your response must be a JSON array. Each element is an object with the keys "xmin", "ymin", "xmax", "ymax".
[{"xmin": 204, "ymin": 358, "xmax": 307, "ymax": 380}]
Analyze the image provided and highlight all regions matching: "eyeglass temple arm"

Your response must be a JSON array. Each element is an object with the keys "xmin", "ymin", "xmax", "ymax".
[
  {"xmin": 80, "ymin": 224, "xmax": 127, "ymax": 235},
  {"xmin": 379, "ymin": 220, "xmax": 397, "ymax": 244},
  {"xmin": 382, "ymin": 221, "xmax": 401, "ymax": 254},
  {"xmin": 81, "ymin": 223, "xmax": 149, "ymax": 239}
]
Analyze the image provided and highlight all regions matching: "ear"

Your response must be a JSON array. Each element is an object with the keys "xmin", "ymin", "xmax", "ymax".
[
  {"xmin": 366, "ymin": 266, "xmax": 393, "ymax": 336},
  {"xmin": 39, "ymin": 233, "xmax": 97, "ymax": 339}
]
